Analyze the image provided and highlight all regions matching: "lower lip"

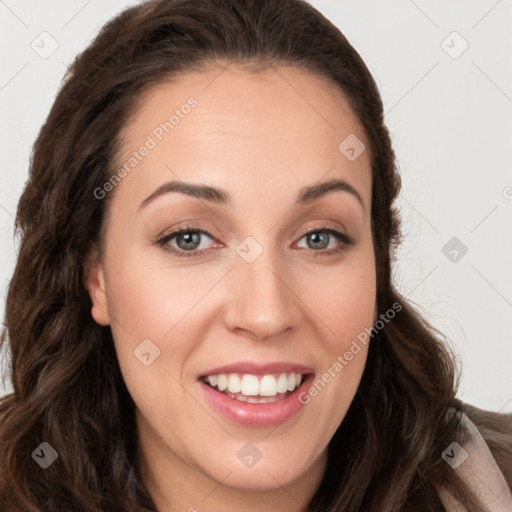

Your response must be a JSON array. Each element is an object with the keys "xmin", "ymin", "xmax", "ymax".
[{"xmin": 197, "ymin": 374, "xmax": 314, "ymax": 427}]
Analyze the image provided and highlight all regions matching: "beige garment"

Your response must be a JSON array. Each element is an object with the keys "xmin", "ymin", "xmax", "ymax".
[{"xmin": 438, "ymin": 413, "xmax": 512, "ymax": 512}]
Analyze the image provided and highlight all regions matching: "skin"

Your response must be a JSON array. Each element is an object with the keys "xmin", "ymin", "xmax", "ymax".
[{"xmin": 86, "ymin": 63, "xmax": 376, "ymax": 512}]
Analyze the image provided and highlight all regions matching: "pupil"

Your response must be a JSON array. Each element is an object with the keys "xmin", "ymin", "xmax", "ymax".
[
  {"xmin": 309, "ymin": 232, "xmax": 328, "ymax": 250},
  {"xmin": 178, "ymin": 231, "xmax": 200, "ymax": 250}
]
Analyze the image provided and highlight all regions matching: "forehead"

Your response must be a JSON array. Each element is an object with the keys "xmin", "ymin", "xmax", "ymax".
[{"xmin": 115, "ymin": 63, "xmax": 372, "ymax": 211}]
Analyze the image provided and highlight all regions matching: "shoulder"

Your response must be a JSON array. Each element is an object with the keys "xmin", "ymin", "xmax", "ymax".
[
  {"xmin": 439, "ymin": 402, "xmax": 512, "ymax": 511},
  {"xmin": 462, "ymin": 402, "xmax": 512, "ymax": 488}
]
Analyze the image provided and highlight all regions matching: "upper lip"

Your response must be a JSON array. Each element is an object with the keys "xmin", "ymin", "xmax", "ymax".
[{"xmin": 198, "ymin": 361, "xmax": 314, "ymax": 378}]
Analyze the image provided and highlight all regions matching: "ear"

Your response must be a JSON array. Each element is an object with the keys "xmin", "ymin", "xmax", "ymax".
[{"xmin": 84, "ymin": 250, "xmax": 111, "ymax": 326}]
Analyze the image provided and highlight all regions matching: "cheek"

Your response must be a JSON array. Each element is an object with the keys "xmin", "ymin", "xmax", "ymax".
[
  {"xmin": 105, "ymin": 251, "xmax": 209, "ymax": 337},
  {"xmin": 303, "ymin": 241, "xmax": 376, "ymax": 346},
  {"xmin": 298, "ymin": 240, "xmax": 375, "ymax": 395},
  {"xmin": 101, "ymin": 249, "xmax": 210, "ymax": 389},
  {"xmin": 291, "ymin": 247, "xmax": 376, "ymax": 449},
  {"xmin": 313, "ymin": 271, "xmax": 375, "ymax": 332},
  {"xmin": 104, "ymin": 257, "xmax": 206, "ymax": 422}
]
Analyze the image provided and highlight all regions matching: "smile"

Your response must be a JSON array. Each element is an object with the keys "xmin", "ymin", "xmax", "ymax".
[
  {"xmin": 197, "ymin": 364, "xmax": 315, "ymax": 427},
  {"xmin": 201, "ymin": 372, "xmax": 304, "ymax": 403}
]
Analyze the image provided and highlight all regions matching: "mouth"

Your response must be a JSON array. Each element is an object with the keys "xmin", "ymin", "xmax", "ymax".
[
  {"xmin": 200, "ymin": 371, "xmax": 311, "ymax": 404},
  {"xmin": 197, "ymin": 362, "xmax": 315, "ymax": 427}
]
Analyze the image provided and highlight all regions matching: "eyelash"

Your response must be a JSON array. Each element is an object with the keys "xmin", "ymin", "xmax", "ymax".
[{"xmin": 155, "ymin": 223, "xmax": 355, "ymax": 259}]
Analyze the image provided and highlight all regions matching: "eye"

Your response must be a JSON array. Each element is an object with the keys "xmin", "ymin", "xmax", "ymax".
[
  {"xmin": 157, "ymin": 226, "xmax": 218, "ymax": 257},
  {"xmin": 155, "ymin": 223, "xmax": 355, "ymax": 258},
  {"xmin": 295, "ymin": 225, "xmax": 355, "ymax": 256},
  {"xmin": 297, "ymin": 230, "xmax": 337, "ymax": 251}
]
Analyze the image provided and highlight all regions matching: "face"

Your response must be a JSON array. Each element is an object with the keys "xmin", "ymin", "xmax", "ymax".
[{"xmin": 87, "ymin": 64, "xmax": 376, "ymax": 506}]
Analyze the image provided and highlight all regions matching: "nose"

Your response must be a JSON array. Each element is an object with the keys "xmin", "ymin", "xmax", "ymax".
[{"xmin": 222, "ymin": 247, "xmax": 302, "ymax": 341}]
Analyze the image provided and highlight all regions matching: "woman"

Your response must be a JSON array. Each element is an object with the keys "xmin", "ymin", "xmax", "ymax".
[{"xmin": 0, "ymin": 0, "xmax": 511, "ymax": 510}]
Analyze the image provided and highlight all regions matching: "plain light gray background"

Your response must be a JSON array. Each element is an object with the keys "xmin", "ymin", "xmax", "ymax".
[{"xmin": 0, "ymin": 0, "xmax": 511, "ymax": 412}]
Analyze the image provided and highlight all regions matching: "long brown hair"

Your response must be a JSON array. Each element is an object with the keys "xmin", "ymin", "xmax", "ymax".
[{"xmin": 1, "ymin": 0, "xmax": 510, "ymax": 510}]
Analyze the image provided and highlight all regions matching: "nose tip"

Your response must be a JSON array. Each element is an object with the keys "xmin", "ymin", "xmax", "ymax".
[{"xmin": 223, "ymin": 258, "xmax": 301, "ymax": 342}]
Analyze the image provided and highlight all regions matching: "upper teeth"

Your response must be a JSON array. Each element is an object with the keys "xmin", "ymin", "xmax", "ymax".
[{"xmin": 205, "ymin": 372, "xmax": 302, "ymax": 397}]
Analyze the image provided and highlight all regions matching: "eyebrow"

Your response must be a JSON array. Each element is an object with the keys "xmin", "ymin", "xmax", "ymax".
[{"xmin": 139, "ymin": 178, "xmax": 364, "ymax": 210}]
